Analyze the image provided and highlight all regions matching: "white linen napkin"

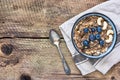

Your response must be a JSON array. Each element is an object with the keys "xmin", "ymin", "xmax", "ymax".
[{"xmin": 59, "ymin": 0, "xmax": 120, "ymax": 75}]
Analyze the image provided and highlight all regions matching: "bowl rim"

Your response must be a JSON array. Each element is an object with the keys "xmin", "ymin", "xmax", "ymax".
[{"xmin": 71, "ymin": 12, "xmax": 117, "ymax": 58}]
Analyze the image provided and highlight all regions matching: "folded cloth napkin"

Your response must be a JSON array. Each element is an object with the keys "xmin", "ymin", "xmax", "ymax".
[{"xmin": 59, "ymin": 0, "xmax": 120, "ymax": 75}]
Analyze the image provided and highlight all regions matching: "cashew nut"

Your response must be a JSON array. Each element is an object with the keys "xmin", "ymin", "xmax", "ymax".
[
  {"xmin": 97, "ymin": 17, "xmax": 103, "ymax": 25},
  {"xmin": 89, "ymin": 22, "xmax": 94, "ymax": 26},
  {"xmin": 94, "ymin": 51, "xmax": 100, "ymax": 55},
  {"xmin": 85, "ymin": 50, "xmax": 91, "ymax": 54},
  {"xmin": 107, "ymin": 30, "xmax": 114, "ymax": 35},
  {"xmin": 91, "ymin": 51, "xmax": 94, "ymax": 53},
  {"xmin": 102, "ymin": 21, "xmax": 108, "ymax": 30},
  {"xmin": 105, "ymin": 35, "xmax": 113, "ymax": 43},
  {"xmin": 101, "ymin": 47, "xmax": 108, "ymax": 53}
]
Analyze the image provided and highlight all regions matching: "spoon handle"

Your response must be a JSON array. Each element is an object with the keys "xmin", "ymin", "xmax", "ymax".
[
  {"xmin": 62, "ymin": 58, "xmax": 71, "ymax": 75},
  {"xmin": 57, "ymin": 44, "xmax": 71, "ymax": 75}
]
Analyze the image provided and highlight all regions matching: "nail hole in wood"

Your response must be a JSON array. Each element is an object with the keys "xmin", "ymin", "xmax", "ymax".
[
  {"xmin": 1, "ymin": 44, "xmax": 13, "ymax": 56},
  {"xmin": 2, "ymin": 21, "xmax": 5, "ymax": 23},
  {"xmin": 12, "ymin": 5, "xmax": 19, "ymax": 10},
  {"xmin": 20, "ymin": 74, "xmax": 31, "ymax": 80}
]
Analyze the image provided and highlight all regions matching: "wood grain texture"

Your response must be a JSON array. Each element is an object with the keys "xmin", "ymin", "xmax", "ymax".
[
  {"xmin": 1, "ymin": 0, "xmax": 120, "ymax": 80},
  {"xmin": 0, "ymin": 0, "xmax": 105, "ymax": 37},
  {"xmin": 0, "ymin": 39, "xmax": 119, "ymax": 80}
]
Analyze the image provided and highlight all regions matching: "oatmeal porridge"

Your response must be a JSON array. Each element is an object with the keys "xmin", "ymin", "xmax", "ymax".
[{"xmin": 73, "ymin": 16, "xmax": 114, "ymax": 56}]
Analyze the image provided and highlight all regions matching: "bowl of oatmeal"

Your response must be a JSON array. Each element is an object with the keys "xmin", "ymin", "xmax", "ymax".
[{"xmin": 71, "ymin": 12, "xmax": 117, "ymax": 58}]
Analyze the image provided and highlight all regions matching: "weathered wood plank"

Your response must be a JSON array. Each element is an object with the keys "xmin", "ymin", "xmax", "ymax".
[
  {"xmin": 0, "ymin": 0, "xmax": 106, "ymax": 37},
  {"xmin": 1, "ymin": 0, "xmax": 119, "ymax": 80},
  {"xmin": 0, "ymin": 39, "xmax": 119, "ymax": 80}
]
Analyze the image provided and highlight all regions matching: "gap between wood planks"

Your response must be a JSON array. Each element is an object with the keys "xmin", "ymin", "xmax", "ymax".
[
  {"xmin": 0, "ymin": 36, "xmax": 64, "ymax": 39},
  {"xmin": 0, "ymin": 32, "xmax": 120, "ymax": 43}
]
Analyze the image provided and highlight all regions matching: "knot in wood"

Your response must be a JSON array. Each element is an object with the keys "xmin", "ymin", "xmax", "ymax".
[
  {"xmin": 1, "ymin": 44, "xmax": 13, "ymax": 56},
  {"xmin": 20, "ymin": 74, "xmax": 31, "ymax": 80}
]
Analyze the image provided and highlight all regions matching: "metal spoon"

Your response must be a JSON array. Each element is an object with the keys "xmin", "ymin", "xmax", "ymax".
[{"xmin": 49, "ymin": 29, "xmax": 71, "ymax": 75}]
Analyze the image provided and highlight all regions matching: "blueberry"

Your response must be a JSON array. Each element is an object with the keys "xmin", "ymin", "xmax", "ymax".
[
  {"xmin": 89, "ymin": 34, "xmax": 95, "ymax": 41},
  {"xmin": 83, "ymin": 28, "xmax": 89, "ymax": 33},
  {"xmin": 95, "ymin": 34, "xmax": 101, "ymax": 40},
  {"xmin": 83, "ymin": 40, "xmax": 89, "ymax": 46},
  {"xmin": 99, "ymin": 40, "xmax": 104, "ymax": 46},
  {"xmin": 91, "ymin": 27, "xmax": 96, "ymax": 32},
  {"xmin": 97, "ymin": 26, "xmax": 102, "ymax": 33}
]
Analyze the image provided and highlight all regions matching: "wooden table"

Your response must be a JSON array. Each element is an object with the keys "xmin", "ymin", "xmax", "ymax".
[{"xmin": 0, "ymin": 0, "xmax": 120, "ymax": 80}]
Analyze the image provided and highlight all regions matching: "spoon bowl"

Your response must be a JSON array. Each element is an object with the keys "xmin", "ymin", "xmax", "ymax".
[{"xmin": 49, "ymin": 29, "xmax": 60, "ymax": 45}]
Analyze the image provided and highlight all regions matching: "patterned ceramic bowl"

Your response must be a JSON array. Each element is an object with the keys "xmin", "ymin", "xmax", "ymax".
[{"xmin": 71, "ymin": 12, "xmax": 117, "ymax": 58}]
